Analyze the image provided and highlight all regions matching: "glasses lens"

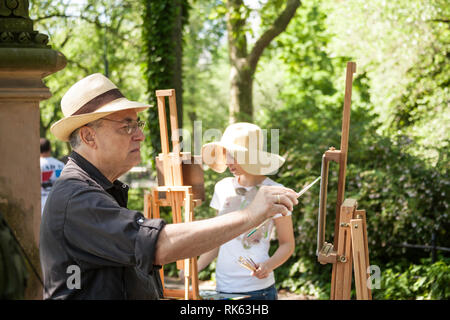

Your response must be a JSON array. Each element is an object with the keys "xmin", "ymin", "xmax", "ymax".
[
  {"xmin": 126, "ymin": 120, "xmax": 146, "ymax": 134},
  {"xmin": 137, "ymin": 121, "xmax": 146, "ymax": 129}
]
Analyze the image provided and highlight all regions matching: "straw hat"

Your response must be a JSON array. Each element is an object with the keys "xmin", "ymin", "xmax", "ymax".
[
  {"xmin": 202, "ymin": 122, "xmax": 285, "ymax": 175},
  {"xmin": 50, "ymin": 73, "xmax": 151, "ymax": 141}
]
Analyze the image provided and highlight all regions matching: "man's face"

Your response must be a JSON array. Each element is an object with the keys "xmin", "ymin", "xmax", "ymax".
[{"xmin": 94, "ymin": 109, "xmax": 145, "ymax": 175}]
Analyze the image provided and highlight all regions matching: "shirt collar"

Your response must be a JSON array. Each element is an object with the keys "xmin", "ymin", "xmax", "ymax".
[
  {"xmin": 69, "ymin": 151, "xmax": 129, "ymax": 207},
  {"xmin": 69, "ymin": 151, "xmax": 114, "ymax": 190}
]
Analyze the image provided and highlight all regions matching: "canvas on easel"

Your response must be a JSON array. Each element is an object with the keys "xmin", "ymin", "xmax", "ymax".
[{"xmin": 143, "ymin": 89, "xmax": 204, "ymax": 300}]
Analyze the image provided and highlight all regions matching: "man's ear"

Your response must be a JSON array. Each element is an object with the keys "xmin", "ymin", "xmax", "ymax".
[{"xmin": 79, "ymin": 126, "xmax": 97, "ymax": 149}]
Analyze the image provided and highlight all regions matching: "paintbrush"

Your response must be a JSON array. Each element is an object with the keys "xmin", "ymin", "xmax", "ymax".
[
  {"xmin": 246, "ymin": 177, "xmax": 321, "ymax": 238},
  {"xmin": 237, "ymin": 256, "xmax": 258, "ymax": 272}
]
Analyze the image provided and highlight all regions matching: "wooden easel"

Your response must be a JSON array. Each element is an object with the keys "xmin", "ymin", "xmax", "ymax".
[
  {"xmin": 316, "ymin": 62, "xmax": 372, "ymax": 300},
  {"xmin": 143, "ymin": 89, "xmax": 203, "ymax": 300}
]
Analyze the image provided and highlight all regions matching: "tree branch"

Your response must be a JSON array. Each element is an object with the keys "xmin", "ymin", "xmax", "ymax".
[
  {"xmin": 35, "ymin": 13, "xmax": 130, "ymax": 44},
  {"xmin": 34, "ymin": 13, "xmax": 77, "ymax": 22},
  {"xmin": 66, "ymin": 58, "xmax": 90, "ymax": 74},
  {"xmin": 248, "ymin": 0, "xmax": 301, "ymax": 73},
  {"xmin": 429, "ymin": 19, "xmax": 449, "ymax": 23}
]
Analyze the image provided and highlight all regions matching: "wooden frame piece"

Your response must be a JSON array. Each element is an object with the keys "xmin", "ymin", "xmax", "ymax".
[
  {"xmin": 350, "ymin": 210, "xmax": 372, "ymax": 300},
  {"xmin": 328, "ymin": 199, "xmax": 372, "ymax": 300},
  {"xmin": 144, "ymin": 89, "xmax": 201, "ymax": 300}
]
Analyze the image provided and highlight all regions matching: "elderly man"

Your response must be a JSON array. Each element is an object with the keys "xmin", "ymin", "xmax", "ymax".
[{"xmin": 40, "ymin": 73, "xmax": 298, "ymax": 299}]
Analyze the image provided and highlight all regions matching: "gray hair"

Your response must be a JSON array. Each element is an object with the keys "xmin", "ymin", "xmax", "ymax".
[{"xmin": 69, "ymin": 118, "xmax": 103, "ymax": 150}]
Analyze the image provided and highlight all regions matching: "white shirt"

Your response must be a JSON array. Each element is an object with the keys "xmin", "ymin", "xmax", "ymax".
[
  {"xmin": 210, "ymin": 176, "xmax": 291, "ymax": 293},
  {"xmin": 40, "ymin": 156, "xmax": 65, "ymax": 216}
]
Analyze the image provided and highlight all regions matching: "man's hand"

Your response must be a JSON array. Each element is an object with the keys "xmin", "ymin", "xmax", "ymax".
[
  {"xmin": 154, "ymin": 186, "xmax": 299, "ymax": 266},
  {"xmin": 244, "ymin": 186, "xmax": 299, "ymax": 225}
]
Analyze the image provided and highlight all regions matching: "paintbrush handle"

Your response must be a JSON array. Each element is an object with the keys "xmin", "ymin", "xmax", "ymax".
[
  {"xmin": 247, "ymin": 177, "xmax": 320, "ymax": 238},
  {"xmin": 296, "ymin": 176, "xmax": 321, "ymax": 197},
  {"xmin": 237, "ymin": 262, "xmax": 255, "ymax": 272},
  {"xmin": 246, "ymin": 217, "xmax": 271, "ymax": 237}
]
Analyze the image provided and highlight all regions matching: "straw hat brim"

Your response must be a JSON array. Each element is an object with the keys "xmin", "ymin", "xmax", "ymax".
[
  {"xmin": 51, "ymin": 98, "xmax": 150, "ymax": 142},
  {"xmin": 202, "ymin": 141, "xmax": 285, "ymax": 175}
]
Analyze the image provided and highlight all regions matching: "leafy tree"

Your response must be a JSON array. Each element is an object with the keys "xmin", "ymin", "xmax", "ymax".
[
  {"xmin": 31, "ymin": 0, "xmax": 148, "ymax": 159},
  {"xmin": 259, "ymin": 0, "xmax": 449, "ymax": 298},
  {"xmin": 182, "ymin": 0, "xmax": 229, "ymax": 135},
  {"xmin": 325, "ymin": 0, "xmax": 450, "ymax": 164},
  {"xmin": 223, "ymin": 0, "xmax": 301, "ymax": 122}
]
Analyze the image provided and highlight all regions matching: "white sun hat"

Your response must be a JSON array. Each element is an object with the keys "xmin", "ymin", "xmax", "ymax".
[{"xmin": 201, "ymin": 122, "xmax": 285, "ymax": 175}]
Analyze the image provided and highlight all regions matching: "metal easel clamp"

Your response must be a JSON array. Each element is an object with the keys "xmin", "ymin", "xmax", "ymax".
[{"xmin": 317, "ymin": 242, "xmax": 338, "ymax": 264}]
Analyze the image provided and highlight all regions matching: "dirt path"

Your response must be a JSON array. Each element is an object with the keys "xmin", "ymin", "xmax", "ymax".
[{"xmin": 164, "ymin": 277, "xmax": 315, "ymax": 300}]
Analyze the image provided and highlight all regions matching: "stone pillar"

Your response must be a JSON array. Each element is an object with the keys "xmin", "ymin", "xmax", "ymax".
[{"xmin": 0, "ymin": 0, "xmax": 66, "ymax": 299}]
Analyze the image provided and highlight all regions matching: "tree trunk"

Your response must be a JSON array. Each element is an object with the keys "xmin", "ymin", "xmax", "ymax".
[
  {"xmin": 229, "ymin": 62, "xmax": 253, "ymax": 123},
  {"xmin": 172, "ymin": 0, "xmax": 183, "ymax": 126},
  {"xmin": 226, "ymin": 0, "xmax": 249, "ymax": 123},
  {"xmin": 226, "ymin": 0, "xmax": 301, "ymax": 124}
]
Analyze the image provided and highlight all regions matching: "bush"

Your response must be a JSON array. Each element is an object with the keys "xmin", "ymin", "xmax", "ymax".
[
  {"xmin": 374, "ymin": 258, "xmax": 450, "ymax": 300},
  {"xmin": 267, "ymin": 100, "xmax": 449, "ymax": 299}
]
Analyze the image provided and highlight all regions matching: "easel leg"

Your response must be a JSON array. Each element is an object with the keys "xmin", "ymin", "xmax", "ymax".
[
  {"xmin": 184, "ymin": 258, "xmax": 190, "ymax": 300},
  {"xmin": 332, "ymin": 199, "xmax": 355, "ymax": 300},
  {"xmin": 184, "ymin": 191, "xmax": 191, "ymax": 300},
  {"xmin": 361, "ymin": 210, "xmax": 372, "ymax": 300},
  {"xmin": 188, "ymin": 192, "xmax": 200, "ymax": 300},
  {"xmin": 182, "ymin": 192, "xmax": 200, "ymax": 300},
  {"xmin": 151, "ymin": 189, "xmax": 160, "ymax": 219},
  {"xmin": 149, "ymin": 189, "xmax": 166, "ymax": 294},
  {"xmin": 191, "ymin": 257, "xmax": 199, "ymax": 300},
  {"xmin": 350, "ymin": 210, "xmax": 371, "ymax": 300},
  {"xmin": 170, "ymin": 191, "xmax": 184, "ymax": 270},
  {"xmin": 143, "ymin": 191, "xmax": 152, "ymax": 219}
]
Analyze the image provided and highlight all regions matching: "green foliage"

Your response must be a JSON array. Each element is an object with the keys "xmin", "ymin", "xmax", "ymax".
[
  {"xmin": 182, "ymin": 0, "xmax": 229, "ymax": 133},
  {"xmin": 325, "ymin": 0, "xmax": 450, "ymax": 164},
  {"xmin": 256, "ymin": 0, "xmax": 449, "ymax": 299},
  {"xmin": 127, "ymin": 188, "xmax": 145, "ymax": 212},
  {"xmin": 348, "ymin": 138, "xmax": 449, "ymax": 265},
  {"xmin": 278, "ymin": 257, "xmax": 331, "ymax": 299},
  {"xmin": 31, "ymin": 0, "xmax": 148, "ymax": 159},
  {"xmin": 375, "ymin": 258, "xmax": 450, "ymax": 300}
]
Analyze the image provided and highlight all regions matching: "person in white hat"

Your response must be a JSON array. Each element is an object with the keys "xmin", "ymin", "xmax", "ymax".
[
  {"xmin": 198, "ymin": 122, "xmax": 295, "ymax": 300},
  {"xmin": 40, "ymin": 74, "xmax": 299, "ymax": 300}
]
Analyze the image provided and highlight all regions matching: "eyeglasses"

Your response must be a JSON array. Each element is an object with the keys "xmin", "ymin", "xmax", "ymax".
[{"xmin": 102, "ymin": 118, "xmax": 146, "ymax": 135}]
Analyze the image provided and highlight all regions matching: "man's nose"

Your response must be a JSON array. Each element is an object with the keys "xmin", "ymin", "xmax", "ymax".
[{"xmin": 133, "ymin": 127, "xmax": 145, "ymax": 141}]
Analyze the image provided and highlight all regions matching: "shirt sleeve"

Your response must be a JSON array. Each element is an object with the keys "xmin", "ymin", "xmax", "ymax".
[
  {"xmin": 63, "ymin": 187, "xmax": 166, "ymax": 275},
  {"xmin": 210, "ymin": 182, "xmax": 221, "ymax": 210}
]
